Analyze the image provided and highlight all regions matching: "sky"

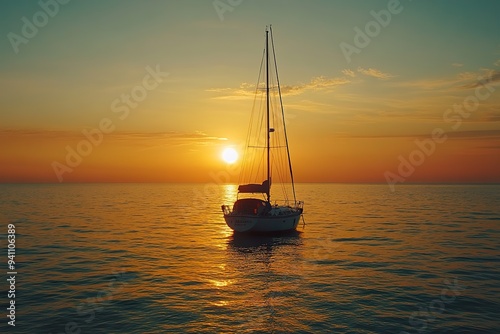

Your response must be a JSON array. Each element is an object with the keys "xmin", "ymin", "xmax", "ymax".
[{"xmin": 1, "ymin": 0, "xmax": 499, "ymax": 184}]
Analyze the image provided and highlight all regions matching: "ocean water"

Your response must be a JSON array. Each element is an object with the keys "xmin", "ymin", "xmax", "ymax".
[{"xmin": 0, "ymin": 183, "xmax": 499, "ymax": 333}]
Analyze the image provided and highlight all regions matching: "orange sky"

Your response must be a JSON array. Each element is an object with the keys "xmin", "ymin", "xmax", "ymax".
[{"xmin": 1, "ymin": 1, "xmax": 499, "ymax": 184}]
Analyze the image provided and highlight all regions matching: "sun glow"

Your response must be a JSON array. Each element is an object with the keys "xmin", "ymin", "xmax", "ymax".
[{"xmin": 221, "ymin": 147, "xmax": 238, "ymax": 164}]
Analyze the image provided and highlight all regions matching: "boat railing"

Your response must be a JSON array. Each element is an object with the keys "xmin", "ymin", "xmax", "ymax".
[
  {"xmin": 272, "ymin": 200, "xmax": 304, "ymax": 209},
  {"xmin": 221, "ymin": 205, "xmax": 232, "ymax": 215},
  {"xmin": 223, "ymin": 200, "xmax": 303, "ymax": 215}
]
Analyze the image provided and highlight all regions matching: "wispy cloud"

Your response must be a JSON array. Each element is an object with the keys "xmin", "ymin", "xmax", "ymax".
[
  {"xmin": 341, "ymin": 67, "xmax": 395, "ymax": 80},
  {"xmin": 115, "ymin": 130, "xmax": 228, "ymax": 151},
  {"xmin": 306, "ymin": 76, "xmax": 351, "ymax": 89},
  {"xmin": 208, "ymin": 75, "xmax": 351, "ymax": 99},
  {"xmin": 357, "ymin": 67, "xmax": 395, "ymax": 79},
  {"xmin": 446, "ymin": 129, "xmax": 500, "ymax": 139},
  {"xmin": 461, "ymin": 69, "xmax": 500, "ymax": 89},
  {"xmin": 397, "ymin": 68, "xmax": 500, "ymax": 92},
  {"xmin": 206, "ymin": 83, "xmax": 256, "ymax": 100},
  {"xmin": 209, "ymin": 66, "xmax": 396, "ymax": 100},
  {"xmin": 452, "ymin": 63, "xmax": 464, "ymax": 68},
  {"xmin": 345, "ymin": 129, "xmax": 500, "ymax": 140},
  {"xmin": 342, "ymin": 69, "xmax": 356, "ymax": 77},
  {"xmin": 0, "ymin": 129, "xmax": 227, "ymax": 146},
  {"xmin": 397, "ymin": 77, "xmax": 457, "ymax": 90},
  {"xmin": 286, "ymin": 100, "xmax": 338, "ymax": 114},
  {"xmin": 111, "ymin": 130, "xmax": 227, "ymax": 143}
]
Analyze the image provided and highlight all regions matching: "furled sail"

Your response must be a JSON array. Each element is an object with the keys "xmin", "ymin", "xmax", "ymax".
[{"xmin": 238, "ymin": 179, "xmax": 270, "ymax": 194}]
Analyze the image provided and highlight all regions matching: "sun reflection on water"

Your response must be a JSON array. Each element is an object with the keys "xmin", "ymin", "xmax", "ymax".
[
  {"xmin": 208, "ymin": 279, "xmax": 236, "ymax": 288},
  {"xmin": 221, "ymin": 184, "xmax": 238, "ymax": 204}
]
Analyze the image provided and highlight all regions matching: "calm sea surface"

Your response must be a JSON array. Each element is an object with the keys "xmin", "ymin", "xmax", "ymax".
[{"xmin": 0, "ymin": 183, "xmax": 499, "ymax": 333}]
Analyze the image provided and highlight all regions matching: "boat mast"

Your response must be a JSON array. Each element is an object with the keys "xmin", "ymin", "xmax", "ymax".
[{"xmin": 265, "ymin": 26, "xmax": 271, "ymax": 203}]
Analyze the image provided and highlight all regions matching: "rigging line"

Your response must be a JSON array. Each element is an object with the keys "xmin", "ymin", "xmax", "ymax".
[
  {"xmin": 251, "ymin": 57, "xmax": 267, "ymax": 183},
  {"xmin": 240, "ymin": 48, "xmax": 266, "ymax": 185},
  {"xmin": 254, "ymin": 97, "xmax": 265, "ymax": 180},
  {"xmin": 268, "ymin": 40, "xmax": 289, "ymax": 204},
  {"xmin": 270, "ymin": 25, "xmax": 297, "ymax": 205},
  {"xmin": 265, "ymin": 27, "xmax": 271, "ymax": 202},
  {"xmin": 249, "ymin": 92, "xmax": 266, "ymax": 184},
  {"xmin": 270, "ymin": 149, "xmax": 287, "ymax": 202},
  {"xmin": 248, "ymin": 93, "xmax": 261, "ymax": 181}
]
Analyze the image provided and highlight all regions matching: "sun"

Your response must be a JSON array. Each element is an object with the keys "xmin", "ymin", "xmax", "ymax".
[{"xmin": 222, "ymin": 147, "xmax": 238, "ymax": 164}]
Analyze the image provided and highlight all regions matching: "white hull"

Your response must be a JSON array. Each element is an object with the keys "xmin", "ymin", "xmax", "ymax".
[{"xmin": 224, "ymin": 209, "xmax": 302, "ymax": 233}]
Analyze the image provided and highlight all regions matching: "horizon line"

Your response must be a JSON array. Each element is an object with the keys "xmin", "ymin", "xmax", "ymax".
[{"xmin": 1, "ymin": 181, "xmax": 499, "ymax": 185}]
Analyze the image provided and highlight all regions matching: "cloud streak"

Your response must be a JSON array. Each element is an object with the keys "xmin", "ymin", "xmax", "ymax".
[
  {"xmin": 398, "ymin": 68, "xmax": 500, "ymax": 92},
  {"xmin": 356, "ymin": 67, "xmax": 395, "ymax": 79},
  {"xmin": 208, "ymin": 66, "xmax": 395, "ymax": 100},
  {"xmin": 343, "ymin": 129, "xmax": 500, "ymax": 140},
  {"xmin": 0, "ymin": 128, "xmax": 227, "ymax": 146},
  {"xmin": 461, "ymin": 69, "xmax": 500, "ymax": 89},
  {"xmin": 208, "ymin": 75, "xmax": 351, "ymax": 99}
]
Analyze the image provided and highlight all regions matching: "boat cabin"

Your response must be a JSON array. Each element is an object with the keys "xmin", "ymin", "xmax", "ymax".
[{"xmin": 232, "ymin": 198, "xmax": 271, "ymax": 216}]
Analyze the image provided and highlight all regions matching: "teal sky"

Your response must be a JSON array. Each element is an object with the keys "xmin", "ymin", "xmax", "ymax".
[
  {"xmin": 1, "ymin": 0, "xmax": 499, "ymax": 129},
  {"xmin": 1, "ymin": 0, "xmax": 499, "ymax": 183}
]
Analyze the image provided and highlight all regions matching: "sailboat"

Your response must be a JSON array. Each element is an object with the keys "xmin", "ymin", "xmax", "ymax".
[{"xmin": 221, "ymin": 26, "xmax": 304, "ymax": 233}]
